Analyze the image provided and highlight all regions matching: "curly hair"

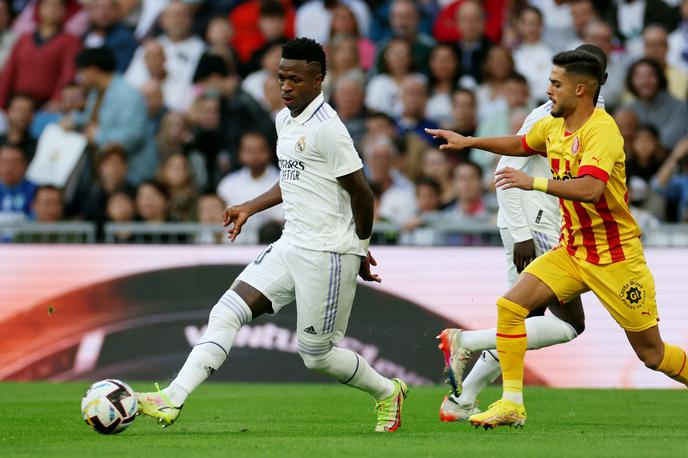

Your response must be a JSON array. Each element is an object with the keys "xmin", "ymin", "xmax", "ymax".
[{"xmin": 281, "ymin": 37, "xmax": 327, "ymax": 77}]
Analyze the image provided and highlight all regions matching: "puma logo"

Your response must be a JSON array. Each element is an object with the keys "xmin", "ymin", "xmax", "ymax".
[{"xmin": 591, "ymin": 156, "xmax": 601, "ymax": 165}]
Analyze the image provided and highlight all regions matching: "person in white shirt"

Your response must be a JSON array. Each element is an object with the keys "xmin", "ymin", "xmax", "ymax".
[
  {"xmin": 512, "ymin": 6, "xmax": 553, "ymax": 104},
  {"xmin": 216, "ymin": 132, "xmax": 282, "ymax": 244},
  {"xmin": 124, "ymin": 1, "xmax": 205, "ymax": 112},
  {"xmin": 135, "ymin": 38, "xmax": 408, "ymax": 433},
  {"xmin": 430, "ymin": 44, "xmax": 608, "ymax": 422}
]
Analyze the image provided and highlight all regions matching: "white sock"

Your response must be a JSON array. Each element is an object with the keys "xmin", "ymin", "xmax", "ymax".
[
  {"xmin": 456, "ymin": 350, "xmax": 501, "ymax": 405},
  {"xmin": 300, "ymin": 345, "xmax": 395, "ymax": 400},
  {"xmin": 502, "ymin": 391, "xmax": 523, "ymax": 405},
  {"xmin": 461, "ymin": 315, "xmax": 578, "ymax": 352},
  {"xmin": 164, "ymin": 290, "xmax": 252, "ymax": 406}
]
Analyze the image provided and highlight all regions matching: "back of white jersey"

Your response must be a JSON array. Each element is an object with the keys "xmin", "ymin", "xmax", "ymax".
[
  {"xmin": 496, "ymin": 97, "xmax": 605, "ymax": 238},
  {"xmin": 275, "ymin": 94, "xmax": 365, "ymax": 256}
]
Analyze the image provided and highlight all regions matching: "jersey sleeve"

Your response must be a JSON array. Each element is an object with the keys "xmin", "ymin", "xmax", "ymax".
[
  {"xmin": 316, "ymin": 120, "xmax": 364, "ymax": 178},
  {"xmin": 577, "ymin": 124, "xmax": 624, "ymax": 183},
  {"xmin": 522, "ymin": 117, "xmax": 549, "ymax": 157}
]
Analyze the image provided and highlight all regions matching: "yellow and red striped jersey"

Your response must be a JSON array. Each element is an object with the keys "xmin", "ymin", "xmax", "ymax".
[{"xmin": 522, "ymin": 108, "xmax": 642, "ymax": 265}]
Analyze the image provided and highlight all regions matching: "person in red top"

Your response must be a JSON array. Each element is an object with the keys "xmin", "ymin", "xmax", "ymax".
[
  {"xmin": 0, "ymin": 0, "xmax": 81, "ymax": 109},
  {"xmin": 229, "ymin": 0, "xmax": 295, "ymax": 66}
]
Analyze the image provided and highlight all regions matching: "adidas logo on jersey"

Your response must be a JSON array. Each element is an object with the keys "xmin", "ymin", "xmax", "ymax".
[{"xmin": 303, "ymin": 326, "xmax": 317, "ymax": 335}]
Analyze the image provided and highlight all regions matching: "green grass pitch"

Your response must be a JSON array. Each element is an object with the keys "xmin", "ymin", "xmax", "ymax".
[{"xmin": 1, "ymin": 382, "xmax": 687, "ymax": 457}]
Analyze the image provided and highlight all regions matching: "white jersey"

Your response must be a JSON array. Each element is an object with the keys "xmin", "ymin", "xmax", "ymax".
[
  {"xmin": 496, "ymin": 97, "xmax": 606, "ymax": 242},
  {"xmin": 275, "ymin": 93, "xmax": 365, "ymax": 256}
]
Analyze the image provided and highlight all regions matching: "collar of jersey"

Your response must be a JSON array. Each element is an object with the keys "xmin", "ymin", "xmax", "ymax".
[{"xmin": 289, "ymin": 92, "xmax": 325, "ymax": 125}]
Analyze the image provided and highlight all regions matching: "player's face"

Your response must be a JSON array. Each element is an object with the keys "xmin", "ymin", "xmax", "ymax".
[
  {"xmin": 278, "ymin": 58, "xmax": 323, "ymax": 116},
  {"xmin": 547, "ymin": 65, "xmax": 577, "ymax": 118}
]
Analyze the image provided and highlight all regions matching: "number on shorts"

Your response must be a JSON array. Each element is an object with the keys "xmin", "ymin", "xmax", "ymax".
[{"xmin": 254, "ymin": 245, "xmax": 273, "ymax": 265}]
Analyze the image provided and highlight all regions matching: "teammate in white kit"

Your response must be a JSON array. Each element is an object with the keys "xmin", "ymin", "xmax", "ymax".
[
  {"xmin": 435, "ymin": 44, "xmax": 608, "ymax": 422},
  {"xmin": 136, "ymin": 38, "xmax": 408, "ymax": 433}
]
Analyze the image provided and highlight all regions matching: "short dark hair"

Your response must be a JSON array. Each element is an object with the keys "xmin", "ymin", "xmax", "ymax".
[
  {"xmin": 98, "ymin": 143, "xmax": 128, "ymax": 166},
  {"xmin": 505, "ymin": 72, "xmax": 529, "ymax": 86},
  {"xmin": 137, "ymin": 179, "xmax": 170, "ymax": 201},
  {"xmin": 636, "ymin": 123, "xmax": 660, "ymax": 139},
  {"xmin": 193, "ymin": 53, "xmax": 230, "ymax": 83},
  {"xmin": 454, "ymin": 160, "xmax": 482, "ymax": 180},
  {"xmin": 36, "ymin": 184, "xmax": 62, "ymax": 196},
  {"xmin": 75, "ymin": 47, "xmax": 117, "ymax": 72},
  {"xmin": 259, "ymin": 0, "xmax": 285, "ymax": 17},
  {"xmin": 379, "ymin": 37, "xmax": 414, "ymax": 76},
  {"xmin": 575, "ymin": 44, "xmax": 607, "ymax": 71},
  {"xmin": 7, "ymin": 92, "xmax": 35, "ymax": 108},
  {"xmin": 626, "ymin": 57, "xmax": 668, "ymax": 97},
  {"xmin": 416, "ymin": 176, "xmax": 441, "ymax": 195},
  {"xmin": 452, "ymin": 87, "xmax": 476, "ymax": 107},
  {"xmin": 282, "ymin": 37, "xmax": 327, "ymax": 77},
  {"xmin": 552, "ymin": 50, "xmax": 605, "ymax": 83},
  {"xmin": 520, "ymin": 5, "xmax": 543, "ymax": 23}
]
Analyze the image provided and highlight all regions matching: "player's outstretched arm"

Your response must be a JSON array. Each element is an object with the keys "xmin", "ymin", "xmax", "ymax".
[
  {"xmin": 337, "ymin": 169, "xmax": 381, "ymax": 283},
  {"xmin": 424, "ymin": 128, "xmax": 531, "ymax": 157},
  {"xmin": 495, "ymin": 167, "xmax": 606, "ymax": 203},
  {"xmin": 223, "ymin": 182, "xmax": 283, "ymax": 241}
]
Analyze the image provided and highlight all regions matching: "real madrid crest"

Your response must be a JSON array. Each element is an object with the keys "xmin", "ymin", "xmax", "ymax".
[{"xmin": 296, "ymin": 136, "xmax": 306, "ymax": 153}]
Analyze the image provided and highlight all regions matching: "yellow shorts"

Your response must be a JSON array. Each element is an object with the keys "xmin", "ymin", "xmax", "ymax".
[{"xmin": 524, "ymin": 247, "xmax": 659, "ymax": 332}]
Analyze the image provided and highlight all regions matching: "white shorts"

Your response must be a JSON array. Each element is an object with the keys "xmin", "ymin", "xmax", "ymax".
[
  {"xmin": 499, "ymin": 227, "xmax": 559, "ymax": 286},
  {"xmin": 234, "ymin": 238, "xmax": 360, "ymax": 352}
]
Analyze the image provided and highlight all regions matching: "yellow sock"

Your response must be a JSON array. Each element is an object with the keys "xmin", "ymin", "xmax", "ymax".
[
  {"xmin": 496, "ymin": 297, "xmax": 530, "ymax": 404},
  {"xmin": 657, "ymin": 342, "xmax": 688, "ymax": 386}
]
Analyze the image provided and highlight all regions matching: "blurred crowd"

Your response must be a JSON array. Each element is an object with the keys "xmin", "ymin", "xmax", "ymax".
[{"xmin": 0, "ymin": 0, "xmax": 687, "ymax": 244}]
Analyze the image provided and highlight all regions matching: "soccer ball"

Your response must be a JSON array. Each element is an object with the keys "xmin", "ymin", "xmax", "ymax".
[{"xmin": 81, "ymin": 379, "xmax": 138, "ymax": 434}]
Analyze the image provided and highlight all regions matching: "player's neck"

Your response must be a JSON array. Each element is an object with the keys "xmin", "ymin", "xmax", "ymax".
[{"xmin": 563, "ymin": 103, "xmax": 595, "ymax": 133}]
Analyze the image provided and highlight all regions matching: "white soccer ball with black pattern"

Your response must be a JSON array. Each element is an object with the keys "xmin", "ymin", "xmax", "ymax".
[{"xmin": 81, "ymin": 379, "xmax": 138, "ymax": 434}]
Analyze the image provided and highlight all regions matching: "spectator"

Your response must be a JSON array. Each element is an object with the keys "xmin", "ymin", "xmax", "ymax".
[
  {"xmin": 455, "ymin": 0, "xmax": 493, "ymax": 86},
  {"xmin": 192, "ymin": 53, "xmax": 276, "ymax": 177},
  {"xmin": 396, "ymin": 75, "xmax": 439, "ymax": 146},
  {"xmin": 421, "ymin": 148, "xmax": 455, "ymax": 206},
  {"xmin": 472, "ymin": 72, "xmax": 531, "ymax": 187},
  {"xmin": 205, "ymin": 16, "xmax": 239, "ymax": 74},
  {"xmin": 186, "ymin": 94, "xmax": 227, "ymax": 190},
  {"xmin": 364, "ymin": 111, "xmax": 398, "ymax": 141},
  {"xmin": 328, "ymin": 3, "xmax": 375, "ymax": 71},
  {"xmin": 441, "ymin": 88, "xmax": 478, "ymax": 163},
  {"xmin": 0, "ymin": 144, "xmax": 36, "ymax": 223},
  {"xmin": 196, "ymin": 192, "xmax": 225, "ymax": 244},
  {"xmin": 667, "ymin": 0, "xmax": 688, "ymax": 72},
  {"xmin": 31, "ymin": 184, "xmax": 62, "ymax": 222},
  {"xmin": 216, "ymin": 131, "xmax": 281, "ymax": 244},
  {"xmin": 605, "ymin": 0, "xmax": 679, "ymax": 56},
  {"xmin": 229, "ymin": 0, "xmax": 295, "ymax": 66},
  {"xmin": 135, "ymin": 179, "xmax": 170, "ymax": 223},
  {"xmin": 156, "ymin": 111, "xmax": 191, "ymax": 161},
  {"xmin": 583, "ymin": 20, "xmax": 630, "ymax": 111},
  {"xmin": 12, "ymin": 0, "xmax": 88, "ymax": 39},
  {"xmin": 158, "ymin": 152, "xmax": 198, "ymax": 222},
  {"xmin": 625, "ymin": 57, "xmax": 688, "ymax": 150},
  {"xmin": 0, "ymin": 0, "xmax": 81, "ymax": 109},
  {"xmin": 125, "ymin": 1, "xmax": 206, "ymax": 112},
  {"xmin": 614, "ymin": 107, "xmax": 639, "ymax": 155},
  {"xmin": 81, "ymin": 144, "xmax": 134, "ymax": 230},
  {"xmin": 627, "ymin": 124, "xmax": 666, "ymax": 185},
  {"xmin": 83, "ymin": 0, "xmax": 137, "ymax": 73},
  {"xmin": 443, "ymin": 160, "xmax": 489, "ymax": 219},
  {"xmin": 141, "ymin": 79, "xmax": 167, "ymax": 138},
  {"xmin": 530, "ymin": 0, "xmax": 577, "ymax": 53},
  {"xmin": 363, "ymin": 135, "xmax": 416, "ymax": 226},
  {"xmin": 242, "ymin": 40, "xmax": 283, "ymax": 109},
  {"xmin": 475, "ymin": 45, "xmax": 515, "ymax": 122},
  {"xmin": 374, "ymin": 0, "xmax": 435, "ymax": 76},
  {"xmin": 513, "ymin": 6, "xmax": 553, "ymax": 104},
  {"xmin": 242, "ymin": 2, "xmax": 290, "ymax": 75},
  {"xmin": 75, "ymin": 47, "xmax": 157, "ymax": 185},
  {"xmin": 30, "ymin": 81, "xmax": 85, "ymax": 138},
  {"xmin": 643, "ymin": 24, "xmax": 688, "ymax": 101},
  {"xmin": 263, "ymin": 75, "xmax": 284, "ymax": 120},
  {"xmin": 331, "ymin": 74, "xmax": 367, "ymax": 149},
  {"xmin": 432, "ymin": 0, "xmax": 508, "ymax": 45},
  {"xmin": 105, "ymin": 189, "xmax": 135, "ymax": 243},
  {"xmin": 569, "ymin": 0, "xmax": 599, "ymax": 47},
  {"xmin": 426, "ymin": 43, "xmax": 461, "ymax": 127},
  {"xmin": 653, "ymin": 137, "xmax": 688, "ymax": 221},
  {"xmin": 322, "ymin": 34, "xmax": 364, "ymax": 100},
  {"xmin": 0, "ymin": 94, "xmax": 36, "ymax": 160},
  {"xmin": 365, "ymin": 37, "xmax": 419, "ymax": 117},
  {"xmin": 296, "ymin": 0, "xmax": 370, "ymax": 45},
  {"xmin": 399, "ymin": 176, "xmax": 444, "ymax": 245},
  {"xmin": 0, "ymin": 0, "xmax": 17, "ymax": 68}
]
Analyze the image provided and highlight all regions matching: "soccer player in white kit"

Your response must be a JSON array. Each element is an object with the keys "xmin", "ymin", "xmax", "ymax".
[
  {"xmin": 136, "ymin": 38, "xmax": 408, "ymax": 433},
  {"xmin": 434, "ymin": 44, "xmax": 608, "ymax": 422}
]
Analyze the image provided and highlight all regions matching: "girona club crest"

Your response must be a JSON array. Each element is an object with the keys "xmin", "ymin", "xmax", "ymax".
[{"xmin": 572, "ymin": 137, "xmax": 580, "ymax": 155}]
